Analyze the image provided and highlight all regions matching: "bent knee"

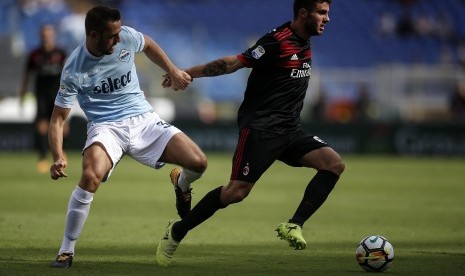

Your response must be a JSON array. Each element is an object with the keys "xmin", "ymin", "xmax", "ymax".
[
  {"xmin": 191, "ymin": 152, "xmax": 208, "ymax": 173},
  {"xmin": 80, "ymin": 169, "xmax": 104, "ymax": 192},
  {"xmin": 329, "ymin": 159, "xmax": 345, "ymax": 176},
  {"xmin": 227, "ymin": 192, "xmax": 248, "ymax": 204},
  {"xmin": 222, "ymin": 186, "xmax": 251, "ymax": 205}
]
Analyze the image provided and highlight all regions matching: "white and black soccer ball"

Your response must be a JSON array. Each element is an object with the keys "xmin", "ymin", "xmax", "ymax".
[{"xmin": 356, "ymin": 235, "xmax": 394, "ymax": 272}]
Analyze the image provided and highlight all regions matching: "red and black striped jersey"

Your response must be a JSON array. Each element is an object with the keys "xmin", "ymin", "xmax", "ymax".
[
  {"xmin": 26, "ymin": 46, "xmax": 66, "ymax": 98},
  {"xmin": 237, "ymin": 21, "xmax": 311, "ymax": 133}
]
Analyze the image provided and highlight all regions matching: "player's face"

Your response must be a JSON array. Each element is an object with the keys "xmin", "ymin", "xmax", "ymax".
[
  {"xmin": 96, "ymin": 20, "xmax": 122, "ymax": 55},
  {"xmin": 306, "ymin": 2, "xmax": 330, "ymax": 36},
  {"xmin": 40, "ymin": 25, "xmax": 55, "ymax": 46}
]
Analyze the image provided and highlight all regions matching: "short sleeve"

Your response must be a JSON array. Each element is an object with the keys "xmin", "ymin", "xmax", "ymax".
[
  {"xmin": 237, "ymin": 36, "xmax": 280, "ymax": 68},
  {"xmin": 121, "ymin": 26, "xmax": 145, "ymax": 53},
  {"xmin": 54, "ymin": 71, "xmax": 78, "ymax": 108}
]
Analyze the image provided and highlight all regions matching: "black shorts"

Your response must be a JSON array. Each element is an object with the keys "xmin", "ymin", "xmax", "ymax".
[{"xmin": 230, "ymin": 127, "xmax": 329, "ymax": 183}]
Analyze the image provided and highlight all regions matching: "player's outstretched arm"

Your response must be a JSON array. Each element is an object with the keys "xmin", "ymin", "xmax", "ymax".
[
  {"xmin": 142, "ymin": 34, "xmax": 191, "ymax": 91},
  {"xmin": 161, "ymin": 55, "xmax": 244, "ymax": 89},
  {"xmin": 48, "ymin": 105, "xmax": 70, "ymax": 180},
  {"xmin": 186, "ymin": 55, "xmax": 245, "ymax": 79}
]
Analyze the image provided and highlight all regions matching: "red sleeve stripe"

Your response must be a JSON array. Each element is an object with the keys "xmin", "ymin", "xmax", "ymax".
[{"xmin": 237, "ymin": 54, "xmax": 250, "ymax": 67}]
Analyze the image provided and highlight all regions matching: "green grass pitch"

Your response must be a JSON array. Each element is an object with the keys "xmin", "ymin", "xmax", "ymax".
[{"xmin": 0, "ymin": 152, "xmax": 464, "ymax": 275}]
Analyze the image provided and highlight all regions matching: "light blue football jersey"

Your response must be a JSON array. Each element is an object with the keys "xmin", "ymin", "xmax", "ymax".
[{"xmin": 55, "ymin": 26, "xmax": 153, "ymax": 123}]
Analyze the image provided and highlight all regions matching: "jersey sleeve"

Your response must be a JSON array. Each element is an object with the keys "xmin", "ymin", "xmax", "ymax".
[
  {"xmin": 121, "ymin": 26, "xmax": 145, "ymax": 53},
  {"xmin": 237, "ymin": 35, "xmax": 280, "ymax": 68},
  {"xmin": 54, "ymin": 70, "xmax": 78, "ymax": 109}
]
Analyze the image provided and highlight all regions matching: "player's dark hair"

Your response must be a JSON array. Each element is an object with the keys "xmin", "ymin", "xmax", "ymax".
[
  {"xmin": 293, "ymin": 0, "xmax": 331, "ymax": 19},
  {"xmin": 85, "ymin": 5, "xmax": 121, "ymax": 35}
]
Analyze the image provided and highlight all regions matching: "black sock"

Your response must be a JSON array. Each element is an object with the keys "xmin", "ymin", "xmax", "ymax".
[
  {"xmin": 172, "ymin": 186, "xmax": 225, "ymax": 242},
  {"xmin": 289, "ymin": 170, "xmax": 339, "ymax": 227},
  {"xmin": 35, "ymin": 132, "xmax": 48, "ymax": 160}
]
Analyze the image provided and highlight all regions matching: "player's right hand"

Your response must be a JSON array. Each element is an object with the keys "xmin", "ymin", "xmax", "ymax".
[{"xmin": 50, "ymin": 159, "xmax": 68, "ymax": 180}]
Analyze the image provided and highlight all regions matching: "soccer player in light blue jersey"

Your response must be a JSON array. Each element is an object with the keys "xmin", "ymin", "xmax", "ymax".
[{"xmin": 48, "ymin": 6, "xmax": 206, "ymax": 268}]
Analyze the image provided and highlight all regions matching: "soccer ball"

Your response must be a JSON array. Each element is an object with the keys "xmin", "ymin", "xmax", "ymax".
[{"xmin": 356, "ymin": 235, "xmax": 394, "ymax": 272}]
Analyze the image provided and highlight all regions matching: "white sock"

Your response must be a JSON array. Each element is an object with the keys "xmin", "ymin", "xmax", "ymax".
[
  {"xmin": 178, "ymin": 168, "xmax": 203, "ymax": 192},
  {"xmin": 58, "ymin": 186, "xmax": 94, "ymax": 255}
]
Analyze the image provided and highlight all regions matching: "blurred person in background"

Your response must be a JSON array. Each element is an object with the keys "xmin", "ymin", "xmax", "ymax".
[
  {"xmin": 58, "ymin": 0, "xmax": 95, "ymax": 54},
  {"xmin": 354, "ymin": 83, "xmax": 373, "ymax": 122},
  {"xmin": 18, "ymin": 24, "xmax": 67, "ymax": 173},
  {"xmin": 450, "ymin": 79, "xmax": 465, "ymax": 123},
  {"xmin": 156, "ymin": 0, "xmax": 344, "ymax": 266},
  {"xmin": 58, "ymin": 7, "xmax": 86, "ymax": 54},
  {"xmin": 377, "ymin": 11, "xmax": 396, "ymax": 38},
  {"xmin": 48, "ymin": 5, "xmax": 206, "ymax": 268},
  {"xmin": 396, "ymin": 10, "xmax": 415, "ymax": 37},
  {"xmin": 310, "ymin": 89, "xmax": 328, "ymax": 121},
  {"xmin": 457, "ymin": 39, "xmax": 465, "ymax": 69}
]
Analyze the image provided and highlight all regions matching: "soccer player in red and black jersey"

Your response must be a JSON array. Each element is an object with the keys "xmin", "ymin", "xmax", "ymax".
[
  {"xmin": 157, "ymin": 0, "xmax": 344, "ymax": 265},
  {"xmin": 19, "ymin": 24, "xmax": 67, "ymax": 173}
]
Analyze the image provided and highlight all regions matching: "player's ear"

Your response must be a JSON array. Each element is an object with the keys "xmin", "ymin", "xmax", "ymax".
[{"xmin": 89, "ymin": 31, "xmax": 98, "ymax": 39}]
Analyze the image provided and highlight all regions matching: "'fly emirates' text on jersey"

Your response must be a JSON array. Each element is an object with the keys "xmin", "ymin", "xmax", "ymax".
[
  {"xmin": 55, "ymin": 26, "xmax": 153, "ymax": 123},
  {"xmin": 237, "ymin": 22, "xmax": 312, "ymax": 133}
]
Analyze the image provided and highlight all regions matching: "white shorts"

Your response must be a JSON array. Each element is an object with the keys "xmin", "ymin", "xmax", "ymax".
[{"xmin": 84, "ymin": 112, "xmax": 181, "ymax": 181}]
